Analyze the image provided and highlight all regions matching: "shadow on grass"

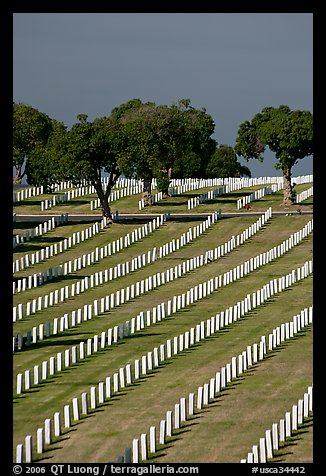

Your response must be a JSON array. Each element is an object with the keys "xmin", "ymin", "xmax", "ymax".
[
  {"xmin": 32, "ymin": 313, "xmax": 312, "ymax": 462},
  {"xmin": 16, "ymin": 330, "xmax": 98, "ymax": 352},
  {"xmin": 146, "ymin": 420, "xmax": 201, "ymax": 460},
  {"xmin": 271, "ymin": 416, "xmax": 313, "ymax": 462}
]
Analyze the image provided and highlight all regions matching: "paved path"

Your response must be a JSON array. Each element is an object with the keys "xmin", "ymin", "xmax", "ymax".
[{"xmin": 13, "ymin": 210, "xmax": 313, "ymax": 222}]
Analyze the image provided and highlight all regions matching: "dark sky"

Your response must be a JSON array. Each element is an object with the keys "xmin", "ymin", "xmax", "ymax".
[{"xmin": 13, "ymin": 12, "xmax": 313, "ymax": 177}]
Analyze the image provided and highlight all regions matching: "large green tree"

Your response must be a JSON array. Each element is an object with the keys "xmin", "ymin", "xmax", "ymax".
[
  {"xmin": 205, "ymin": 144, "xmax": 251, "ymax": 178},
  {"xmin": 235, "ymin": 105, "xmax": 313, "ymax": 206},
  {"xmin": 15, "ymin": 98, "xmax": 220, "ymax": 217},
  {"xmin": 117, "ymin": 99, "xmax": 217, "ymax": 203},
  {"xmin": 171, "ymin": 100, "xmax": 217, "ymax": 182},
  {"xmin": 61, "ymin": 112, "xmax": 126, "ymax": 225},
  {"xmin": 117, "ymin": 100, "xmax": 172, "ymax": 205},
  {"xmin": 25, "ymin": 120, "xmax": 67, "ymax": 192},
  {"xmin": 13, "ymin": 102, "xmax": 54, "ymax": 184}
]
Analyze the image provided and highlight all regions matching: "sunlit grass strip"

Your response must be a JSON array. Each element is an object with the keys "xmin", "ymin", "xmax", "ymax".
[
  {"xmin": 240, "ymin": 384, "xmax": 313, "ymax": 463},
  {"xmin": 13, "ymin": 208, "xmax": 271, "ymax": 321},
  {"xmin": 14, "ymin": 259, "xmax": 312, "ymax": 398},
  {"xmin": 12, "ymin": 216, "xmax": 312, "ymax": 354},
  {"xmin": 14, "ymin": 290, "xmax": 313, "ymax": 462},
  {"xmin": 13, "ymin": 215, "xmax": 163, "ymax": 288},
  {"xmin": 121, "ymin": 307, "xmax": 313, "ymax": 463}
]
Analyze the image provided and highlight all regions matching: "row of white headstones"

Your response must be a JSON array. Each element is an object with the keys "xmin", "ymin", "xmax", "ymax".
[
  {"xmin": 137, "ymin": 178, "xmax": 207, "ymax": 211},
  {"xmin": 15, "ymin": 209, "xmax": 268, "ymax": 353},
  {"xmin": 183, "ymin": 175, "xmax": 312, "ymax": 211},
  {"xmin": 13, "ymin": 185, "xmax": 45, "ymax": 203},
  {"xmin": 239, "ymin": 179, "xmax": 313, "ymax": 210},
  {"xmin": 13, "ymin": 206, "xmax": 267, "ymax": 313},
  {"xmin": 240, "ymin": 385, "xmax": 313, "ymax": 463},
  {"xmin": 15, "ymin": 300, "xmax": 312, "ymax": 463},
  {"xmin": 12, "ymin": 174, "xmax": 313, "ymax": 205},
  {"xmin": 13, "ymin": 218, "xmax": 100, "ymax": 275},
  {"xmin": 40, "ymin": 183, "xmax": 145, "ymax": 211},
  {"xmin": 296, "ymin": 186, "xmax": 313, "ymax": 204},
  {"xmin": 13, "ymin": 215, "xmax": 68, "ymax": 249},
  {"xmin": 14, "ymin": 175, "xmax": 313, "ymax": 275},
  {"xmin": 13, "ymin": 214, "xmax": 164, "ymax": 291},
  {"xmin": 12, "ymin": 211, "xmax": 212, "ymax": 315},
  {"xmin": 137, "ymin": 175, "xmax": 265, "ymax": 211},
  {"xmin": 13, "ymin": 177, "xmax": 144, "ymax": 204},
  {"xmin": 13, "ymin": 214, "xmax": 312, "ymax": 462},
  {"xmin": 13, "ymin": 212, "xmax": 312, "ymax": 357},
  {"xmin": 139, "ymin": 176, "xmax": 280, "ymax": 211},
  {"xmin": 14, "ymin": 255, "xmax": 313, "ymax": 397},
  {"xmin": 128, "ymin": 306, "xmax": 313, "ymax": 464},
  {"xmin": 187, "ymin": 186, "xmax": 227, "ymax": 210},
  {"xmin": 236, "ymin": 184, "xmax": 282, "ymax": 209},
  {"xmin": 13, "ymin": 209, "xmax": 223, "ymax": 323},
  {"xmin": 91, "ymin": 184, "xmax": 144, "ymax": 210}
]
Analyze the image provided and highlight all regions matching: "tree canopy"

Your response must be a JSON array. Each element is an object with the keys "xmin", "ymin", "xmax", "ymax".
[
  {"xmin": 59, "ymin": 113, "xmax": 127, "ymax": 224},
  {"xmin": 25, "ymin": 120, "xmax": 67, "ymax": 192},
  {"xmin": 117, "ymin": 99, "xmax": 217, "ymax": 201},
  {"xmin": 235, "ymin": 105, "xmax": 313, "ymax": 206},
  {"xmin": 15, "ymin": 99, "xmax": 296, "ymax": 221},
  {"xmin": 206, "ymin": 144, "xmax": 251, "ymax": 178},
  {"xmin": 13, "ymin": 102, "xmax": 54, "ymax": 184}
]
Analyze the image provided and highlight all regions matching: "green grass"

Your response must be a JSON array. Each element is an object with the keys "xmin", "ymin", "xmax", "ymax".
[
  {"xmin": 13, "ymin": 183, "xmax": 313, "ymax": 216},
  {"xmin": 12, "ymin": 184, "xmax": 313, "ymax": 463}
]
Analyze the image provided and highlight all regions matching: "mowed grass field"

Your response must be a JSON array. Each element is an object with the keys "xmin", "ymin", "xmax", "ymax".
[
  {"xmin": 13, "ymin": 182, "xmax": 313, "ymax": 217},
  {"xmin": 12, "ymin": 181, "xmax": 313, "ymax": 463}
]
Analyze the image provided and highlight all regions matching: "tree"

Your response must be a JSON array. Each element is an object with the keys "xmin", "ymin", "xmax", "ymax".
[
  {"xmin": 25, "ymin": 120, "xmax": 67, "ymax": 192},
  {"xmin": 206, "ymin": 144, "xmax": 251, "ymax": 178},
  {"xmin": 13, "ymin": 102, "xmax": 54, "ymax": 184},
  {"xmin": 235, "ymin": 105, "xmax": 313, "ymax": 207},
  {"xmin": 169, "ymin": 100, "xmax": 217, "ymax": 182},
  {"xmin": 117, "ymin": 101, "xmax": 185, "ymax": 204},
  {"xmin": 62, "ymin": 113, "xmax": 125, "ymax": 225},
  {"xmin": 117, "ymin": 99, "xmax": 217, "ymax": 203}
]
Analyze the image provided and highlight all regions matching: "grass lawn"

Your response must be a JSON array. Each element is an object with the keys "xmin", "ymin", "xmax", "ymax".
[
  {"xmin": 12, "ymin": 181, "xmax": 314, "ymax": 464},
  {"xmin": 13, "ymin": 183, "xmax": 313, "ymax": 216}
]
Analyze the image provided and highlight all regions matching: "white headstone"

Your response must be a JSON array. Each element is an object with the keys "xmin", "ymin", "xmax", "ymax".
[
  {"xmin": 72, "ymin": 398, "xmax": 79, "ymax": 421},
  {"xmin": 25, "ymin": 435, "xmax": 33, "ymax": 463},
  {"xmin": 54, "ymin": 412, "xmax": 61, "ymax": 436},
  {"xmin": 271, "ymin": 423, "xmax": 278, "ymax": 451},
  {"xmin": 132, "ymin": 438, "xmax": 139, "ymax": 463},
  {"xmin": 140, "ymin": 433, "xmax": 147, "ymax": 461},
  {"xmin": 81, "ymin": 392, "xmax": 88, "ymax": 414},
  {"xmin": 105, "ymin": 377, "xmax": 111, "ymax": 399},
  {"xmin": 126, "ymin": 364, "xmax": 132, "ymax": 385},
  {"xmin": 166, "ymin": 410, "xmax": 172, "ymax": 437},
  {"xmin": 113, "ymin": 373, "xmax": 119, "ymax": 393},
  {"xmin": 265, "ymin": 429, "xmax": 273, "ymax": 460},
  {"xmin": 149, "ymin": 426, "xmax": 156, "ymax": 454},
  {"xmin": 16, "ymin": 444, "xmax": 24, "ymax": 463},
  {"xmin": 197, "ymin": 386, "xmax": 203, "ymax": 410},
  {"xmin": 174, "ymin": 403, "xmax": 180, "ymax": 430},
  {"xmin": 98, "ymin": 382, "xmax": 104, "ymax": 404},
  {"xmin": 159, "ymin": 420, "xmax": 166, "ymax": 445},
  {"xmin": 90, "ymin": 386, "xmax": 96, "ymax": 409},
  {"xmin": 24, "ymin": 370, "xmax": 31, "ymax": 391},
  {"xmin": 44, "ymin": 419, "xmax": 51, "ymax": 444},
  {"xmin": 285, "ymin": 412, "xmax": 291, "ymax": 437},
  {"xmin": 259, "ymin": 437, "xmax": 266, "ymax": 463},
  {"xmin": 37, "ymin": 428, "xmax": 44, "ymax": 454},
  {"xmin": 64, "ymin": 405, "xmax": 71, "ymax": 428}
]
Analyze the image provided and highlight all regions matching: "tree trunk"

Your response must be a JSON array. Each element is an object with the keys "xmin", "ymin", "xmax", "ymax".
[
  {"xmin": 93, "ymin": 180, "xmax": 113, "ymax": 227},
  {"xmin": 283, "ymin": 168, "xmax": 294, "ymax": 208},
  {"xmin": 13, "ymin": 165, "xmax": 23, "ymax": 184},
  {"xmin": 162, "ymin": 167, "xmax": 172, "ymax": 198},
  {"xmin": 142, "ymin": 177, "xmax": 153, "ymax": 206}
]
